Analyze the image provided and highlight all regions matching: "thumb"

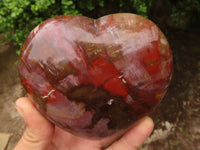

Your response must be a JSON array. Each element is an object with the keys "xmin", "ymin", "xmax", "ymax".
[{"xmin": 14, "ymin": 97, "xmax": 54, "ymax": 150}]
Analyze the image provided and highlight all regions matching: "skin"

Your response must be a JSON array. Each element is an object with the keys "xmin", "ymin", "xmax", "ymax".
[{"xmin": 14, "ymin": 97, "xmax": 154, "ymax": 150}]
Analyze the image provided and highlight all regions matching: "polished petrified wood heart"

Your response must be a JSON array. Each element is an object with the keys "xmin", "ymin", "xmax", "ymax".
[{"xmin": 18, "ymin": 13, "xmax": 173, "ymax": 138}]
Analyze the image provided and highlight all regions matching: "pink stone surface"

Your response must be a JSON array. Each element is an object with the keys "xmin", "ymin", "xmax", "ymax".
[{"xmin": 18, "ymin": 13, "xmax": 173, "ymax": 138}]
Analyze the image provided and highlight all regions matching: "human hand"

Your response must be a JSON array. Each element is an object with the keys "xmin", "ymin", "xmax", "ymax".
[{"xmin": 14, "ymin": 97, "xmax": 154, "ymax": 150}]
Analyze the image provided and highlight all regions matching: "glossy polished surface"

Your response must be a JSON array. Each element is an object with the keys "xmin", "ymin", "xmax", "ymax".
[{"xmin": 18, "ymin": 13, "xmax": 173, "ymax": 138}]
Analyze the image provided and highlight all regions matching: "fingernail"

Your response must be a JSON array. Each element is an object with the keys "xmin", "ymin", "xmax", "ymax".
[{"xmin": 15, "ymin": 102, "xmax": 27, "ymax": 123}]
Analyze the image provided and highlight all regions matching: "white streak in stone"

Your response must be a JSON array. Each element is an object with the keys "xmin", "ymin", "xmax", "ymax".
[
  {"xmin": 107, "ymin": 99, "xmax": 114, "ymax": 105},
  {"xmin": 118, "ymin": 75, "xmax": 123, "ymax": 79},
  {"xmin": 122, "ymin": 78, "xmax": 127, "ymax": 84},
  {"xmin": 160, "ymin": 38, "xmax": 168, "ymax": 45},
  {"xmin": 42, "ymin": 89, "xmax": 55, "ymax": 99}
]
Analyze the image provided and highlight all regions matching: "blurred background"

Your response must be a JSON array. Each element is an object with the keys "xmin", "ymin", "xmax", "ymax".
[{"xmin": 0, "ymin": 0, "xmax": 199, "ymax": 150}]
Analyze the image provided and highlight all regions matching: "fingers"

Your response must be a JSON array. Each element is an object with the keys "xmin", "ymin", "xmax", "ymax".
[
  {"xmin": 13, "ymin": 97, "xmax": 54, "ymax": 150},
  {"xmin": 106, "ymin": 116, "xmax": 154, "ymax": 150}
]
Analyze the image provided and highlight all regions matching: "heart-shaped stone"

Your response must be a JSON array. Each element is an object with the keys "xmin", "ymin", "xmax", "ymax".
[{"xmin": 18, "ymin": 13, "xmax": 173, "ymax": 138}]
